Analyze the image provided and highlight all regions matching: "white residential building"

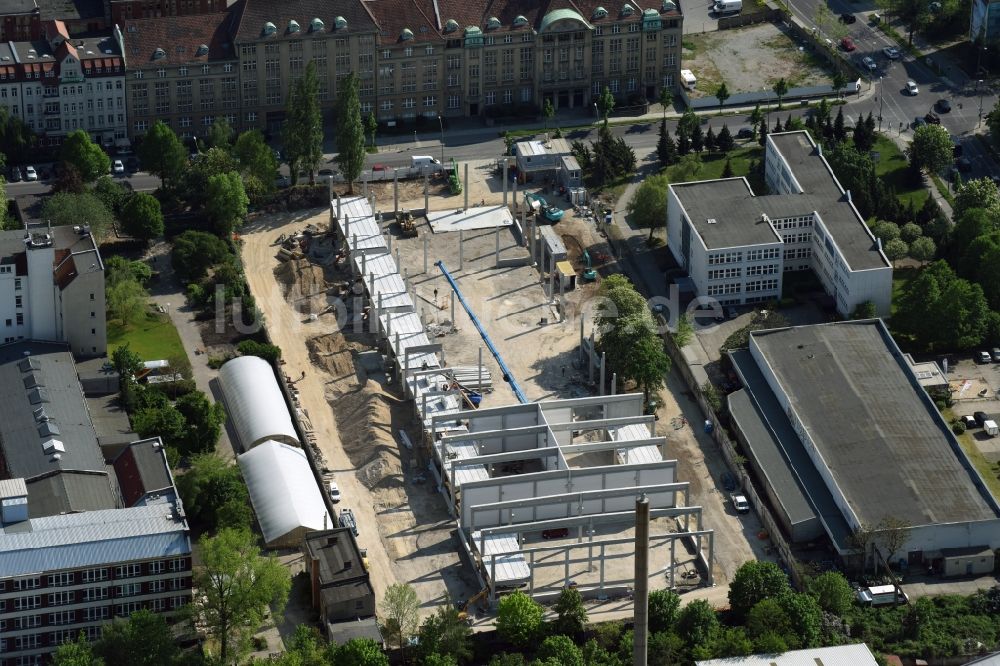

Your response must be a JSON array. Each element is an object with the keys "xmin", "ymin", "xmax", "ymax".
[{"xmin": 666, "ymin": 130, "xmax": 892, "ymax": 317}]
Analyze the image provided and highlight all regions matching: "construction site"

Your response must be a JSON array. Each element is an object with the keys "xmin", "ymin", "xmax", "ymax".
[{"xmin": 238, "ymin": 162, "xmax": 761, "ymax": 624}]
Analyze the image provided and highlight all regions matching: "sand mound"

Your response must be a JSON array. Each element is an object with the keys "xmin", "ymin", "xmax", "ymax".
[
  {"xmin": 308, "ymin": 332, "xmax": 364, "ymax": 381},
  {"xmin": 274, "ymin": 258, "xmax": 327, "ymax": 301}
]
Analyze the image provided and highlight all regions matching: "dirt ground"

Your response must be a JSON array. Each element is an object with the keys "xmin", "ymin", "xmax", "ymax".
[{"xmin": 684, "ymin": 23, "xmax": 832, "ymax": 97}]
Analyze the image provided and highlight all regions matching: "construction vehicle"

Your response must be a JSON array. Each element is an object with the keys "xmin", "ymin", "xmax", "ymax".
[
  {"xmin": 397, "ymin": 210, "xmax": 417, "ymax": 238},
  {"xmin": 525, "ymin": 192, "xmax": 564, "ymax": 223},
  {"xmin": 581, "ymin": 250, "xmax": 598, "ymax": 282},
  {"xmin": 457, "ymin": 587, "xmax": 489, "ymax": 624},
  {"xmin": 359, "ymin": 548, "xmax": 370, "ymax": 571}
]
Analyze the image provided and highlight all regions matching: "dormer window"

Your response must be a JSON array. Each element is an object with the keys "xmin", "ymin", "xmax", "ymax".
[
  {"xmin": 195, "ymin": 44, "xmax": 208, "ymax": 56},
  {"xmin": 152, "ymin": 47, "xmax": 165, "ymax": 60},
  {"xmin": 445, "ymin": 18, "xmax": 459, "ymax": 32},
  {"xmin": 334, "ymin": 16, "xmax": 347, "ymax": 30},
  {"xmin": 288, "ymin": 19, "xmax": 300, "ymax": 33},
  {"xmin": 487, "ymin": 17, "xmax": 501, "ymax": 30},
  {"xmin": 310, "ymin": 17, "xmax": 324, "ymax": 32},
  {"xmin": 401, "ymin": 28, "xmax": 414, "ymax": 40},
  {"xmin": 621, "ymin": 3, "xmax": 635, "ymax": 15},
  {"xmin": 513, "ymin": 15, "xmax": 528, "ymax": 26},
  {"xmin": 593, "ymin": 6, "xmax": 608, "ymax": 18},
  {"xmin": 262, "ymin": 21, "xmax": 277, "ymax": 36}
]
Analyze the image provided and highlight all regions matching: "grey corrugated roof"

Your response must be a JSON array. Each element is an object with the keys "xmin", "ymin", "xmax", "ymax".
[
  {"xmin": 0, "ymin": 342, "xmax": 112, "ymax": 513},
  {"xmin": 0, "ymin": 500, "xmax": 189, "ymax": 578},
  {"xmin": 304, "ymin": 529, "xmax": 370, "ymax": 584},
  {"xmin": 751, "ymin": 321, "xmax": 1000, "ymax": 528},
  {"xmin": 25, "ymin": 471, "xmax": 118, "ymax": 518}
]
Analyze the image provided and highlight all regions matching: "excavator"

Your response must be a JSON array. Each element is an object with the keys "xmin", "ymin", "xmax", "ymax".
[
  {"xmin": 524, "ymin": 192, "xmax": 564, "ymax": 223},
  {"xmin": 456, "ymin": 587, "xmax": 489, "ymax": 625}
]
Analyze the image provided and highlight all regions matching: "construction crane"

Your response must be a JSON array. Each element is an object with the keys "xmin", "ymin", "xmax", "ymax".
[{"xmin": 524, "ymin": 192, "xmax": 564, "ymax": 223}]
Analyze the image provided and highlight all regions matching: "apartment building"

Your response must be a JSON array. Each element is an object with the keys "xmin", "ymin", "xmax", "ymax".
[
  {"xmin": 119, "ymin": 12, "xmax": 240, "ymax": 139},
  {"xmin": 0, "ymin": 0, "xmax": 41, "ymax": 43},
  {"xmin": 0, "ymin": 20, "xmax": 126, "ymax": 147},
  {"xmin": 666, "ymin": 131, "xmax": 892, "ymax": 318},
  {"xmin": 0, "ymin": 340, "xmax": 192, "ymax": 665},
  {"xmin": 0, "ymin": 223, "xmax": 107, "ymax": 359},
  {"xmin": 109, "ymin": 0, "xmax": 226, "ymax": 25}
]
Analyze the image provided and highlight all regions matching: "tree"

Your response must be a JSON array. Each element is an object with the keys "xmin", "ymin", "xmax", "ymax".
[
  {"xmin": 205, "ymin": 171, "xmax": 248, "ymax": 238},
  {"xmin": 92, "ymin": 175, "xmax": 131, "ymax": 216},
  {"xmin": 191, "ymin": 528, "xmax": 291, "ymax": 665},
  {"xmin": 779, "ymin": 592, "xmax": 822, "ymax": 648},
  {"xmin": 596, "ymin": 274, "xmax": 647, "ymax": 327},
  {"xmin": 628, "ymin": 173, "xmax": 670, "ymax": 241},
  {"xmin": 833, "ymin": 107, "xmax": 847, "ymax": 142},
  {"xmin": 552, "ymin": 586, "xmax": 588, "ymax": 636},
  {"xmin": 233, "ymin": 130, "xmax": 279, "ymax": 199},
  {"xmin": 53, "ymin": 633, "xmax": 104, "ymax": 666},
  {"xmin": 852, "ymin": 113, "xmax": 874, "ymax": 152},
  {"xmin": 691, "ymin": 123, "xmax": 704, "ymax": 153},
  {"xmin": 728, "ymin": 560, "xmax": 791, "ymax": 620},
  {"xmin": 177, "ymin": 453, "xmax": 252, "ymax": 532},
  {"xmin": 850, "ymin": 300, "xmax": 878, "ymax": 319},
  {"xmin": 543, "ymin": 98, "xmax": 555, "ymax": 131},
  {"xmin": 659, "ymin": 86, "xmax": 672, "ymax": 120},
  {"xmin": 883, "ymin": 238, "xmax": 909, "ymax": 262},
  {"xmin": 332, "ymin": 638, "xmax": 390, "ymax": 666},
  {"xmin": 138, "ymin": 121, "xmax": 187, "ymax": 184},
  {"xmin": 773, "ymin": 117, "xmax": 783, "ymax": 133},
  {"xmin": 772, "ymin": 78, "xmax": 789, "ymax": 108},
  {"xmin": 715, "ymin": 82, "xmax": 730, "ymax": 115},
  {"xmin": 537, "ymin": 635, "xmax": 583, "ymax": 666},
  {"xmin": 704, "ymin": 127, "xmax": 717, "ymax": 152},
  {"xmin": 894, "ymin": 260, "xmax": 989, "ymax": 351},
  {"xmin": 909, "ymin": 236, "xmax": 936, "ymax": 262},
  {"xmin": 496, "ymin": 590, "xmax": 544, "ymax": 648},
  {"xmin": 283, "ymin": 61, "xmax": 324, "ymax": 184},
  {"xmin": 954, "ymin": 178, "xmax": 1000, "ymax": 219},
  {"xmin": 597, "ymin": 86, "xmax": 616, "ymax": 125},
  {"xmin": 900, "ymin": 222, "xmax": 923, "ymax": 243},
  {"xmin": 207, "ymin": 117, "xmax": 233, "ymax": 150},
  {"xmin": 120, "ymin": 192, "xmax": 163, "ymax": 241},
  {"xmin": 707, "ymin": 626, "xmax": 754, "ymax": 658},
  {"xmin": 675, "ymin": 599, "xmax": 719, "ymax": 650},
  {"xmin": 42, "ymin": 192, "xmax": 114, "ymax": 239},
  {"xmin": 874, "ymin": 516, "xmax": 911, "ymax": 565},
  {"xmin": 416, "ymin": 606, "xmax": 472, "ymax": 664},
  {"xmin": 757, "ymin": 120, "xmax": 768, "ymax": 147},
  {"xmin": 657, "ymin": 119, "xmax": 677, "ymax": 168},
  {"xmin": 745, "ymin": 598, "xmax": 794, "ymax": 643},
  {"xmin": 171, "ymin": 230, "xmax": 230, "ymax": 282},
  {"xmin": 716, "ymin": 124, "xmax": 734, "ymax": 153},
  {"xmin": 94, "ymin": 609, "xmax": 181, "ymax": 666},
  {"xmin": 721, "ymin": 158, "xmax": 734, "ymax": 178},
  {"xmin": 334, "ymin": 72, "xmax": 367, "ymax": 193},
  {"xmin": 60, "ymin": 129, "xmax": 111, "ymax": 182},
  {"xmin": 648, "ymin": 631, "xmax": 685, "ymax": 666},
  {"xmin": 365, "ymin": 112, "xmax": 378, "ymax": 149},
  {"xmin": 807, "ymin": 571, "xmax": 854, "ymax": 616},
  {"xmin": 831, "ymin": 71, "xmax": 848, "ymax": 99},
  {"xmin": 175, "ymin": 390, "xmax": 226, "ymax": 455},
  {"xmin": 909, "ymin": 124, "xmax": 953, "ymax": 173},
  {"xmin": 872, "ymin": 220, "xmax": 901, "ymax": 243},
  {"xmin": 106, "ymin": 275, "xmax": 148, "ymax": 326},
  {"xmin": 380, "ymin": 583, "xmax": 420, "ymax": 657},
  {"xmin": 648, "ymin": 589, "xmax": 681, "ymax": 633}
]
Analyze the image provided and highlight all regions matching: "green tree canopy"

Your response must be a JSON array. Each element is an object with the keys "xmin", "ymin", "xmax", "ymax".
[
  {"xmin": 94, "ymin": 609, "xmax": 181, "ymax": 666},
  {"xmin": 60, "ymin": 129, "xmax": 111, "ymax": 182},
  {"xmin": 52, "ymin": 633, "xmax": 104, "ymax": 666},
  {"xmin": 138, "ymin": 121, "xmax": 187, "ymax": 184},
  {"xmin": 648, "ymin": 589, "xmax": 681, "ymax": 633},
  {"xmin": 807, "ymin": 571, "xmax": 854, "ymax": 616},
  {"xmin": 380, "ymin": 583, "xmax": 421, "ymax": 655},
  {"xmin": 497, "ymin": 590, "xmax": 544, "ymax": 648},
  {"xmin": 415, "ymin": 606, "xmax": 473, "ymax": 664},
  {"xmin": 909, "ymin": 235, "xmax": 937, "ymax": 263},
  {"xmin": 190, "ymin": 528, "xmax": 291, "ymax": 664},
  {"xmin": 176, "ymin": 452, "xmax": 252, "ymax": 532},
  {"xmin": 171, "ymin": 230, "xmax": 231, "ymax": 283},
  {"xmin": 207, "ymin": 117, "xmax": 234, "ymax": 150},
  {"xmin": 954, "ymin": 178, "xmax": 1000, "ymax": 220},
  {"xmin": 537, "ymin": 635, "xmax": 583, "ymax": 666},
  {"xmin": 552, "ymin": 585, "xmax": 588, "ymax": 637},
  {"xmin": 234, "ymin": 130, "xmax": 279, "ymax": 199},
  {"xmin": 120, "ymin": 192, "xmax": 164, "ymax": 241},
  {"xmin": 627, "ymin": 173, "xmax": 670, "ymax": 240},
  {"xmin": 175, "ymin": 390, "xmax": 226, "ymax": 455},
  {"xmin": 332, "ymin": 638, "xmax": 390, "ymax": 666},
  {"xmin": 92, "ymin": 175, "xmax": 131, "ymax": 216},
  {"xmin": 597, "ymin": 86, "xmax": 616, "ymax": 124},
  {"xmin": 42, "ymin": 192, "xmax": 114, "ymax": 239},
  {"xmin": 106, "ymin": 274, "xmax": 148, "ymax": 326},
  {"xmin": 909, "ymin": 124, "xmax": 953, "ymax": 173},
  {"xmin": 205, "ymin": 171, "xmax": 249, "ymax": 238},
  {"xmin": 284, "ymin": 61, "xmax": 324, "ymax": 184},
  {"xmin": 596, "ymin": 274, "xmax": 648, "ymax": 328},
  {"xmin": 334, "ymin": 72, "xmax": 366, "ymax": 193},
  {"xmin": 884, "ymin": 238, "xmax": 909, "ymax": 262},
  {"xmin": 676, "ymin": 599, "xmax": 719, "ymax": 650},
  {"xmin": 894, "ymin": 260, "xmax": 990, "ymax": 350},
  {"xmin": 728, "ymin": 560, "xmax": 791, "ymax": 620}
]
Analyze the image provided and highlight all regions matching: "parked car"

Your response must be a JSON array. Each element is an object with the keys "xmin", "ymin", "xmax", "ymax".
[
  {"xmin": 839, "ymin": 12, "xmax": 857, "ymax": 23},
  {"xmin": 840, "ymin": 36, "xmax": 856, "ymax": 51},
  {"xmin": 9, "ymin": 167, "xmax": 21, "ymax": 182},
  {"xmin": 992, "ymin": 348, "xmax": 1000, "ymax": 362},
  {"xmin": 24, "ymin": 166, "xmax": 37, "ymax": 181},
  {"xmin": 737, "ymin": 127, "xmax": 754, "ymax": 139},
  {"xmin": 936, "ymin": 98, "xmax": 952, "ymax": 112},
  {"xmin": 883, "ymin": 46, "xmax": 901, "ymax": 59},
  {"xmin": 327, "ymin": 480, "xmax": 341, "ymax": 503},
  {"xmin": 112, "ymin": 160, "xmax": 125, "ymax": 175},
  {"xmin": 125, "ymin": 157, "xmax": 140, "ymax": 171},
  {"xmin": 731, "ymin": 493, "xmax": 750, "ymax": 514},
  {"xmin": 978, "ymin": 351, "xmax": 993, "ymax": 365},
  {"xmin": 906, "ymin": 80, "xmax": 919, "ymax": 95},
  {"xmin": 338, "ymin": 507, "xmax": 358, "ymax": 536},
  {"xmin": 975, "ymin": 411, "xmax": 991, "ymax": 427},
  {"xmin": 912, "ymin": 117, "xmax": 927, "ymax": 129},
  {"xmin": 924, "ymin": 111, "xmax": 941, "ymax": 124},
  {"xmin": 720, "ymin": 471, "xmax": 737, "ymax": 492},
  {"xmin": 961, "ymin": 415, "xmax": 979, "ymax": 429},
  {"xmin": 862, "ymin": 56, "xmax": 877, "ymax": 72},
  {"xmin": 542, "ymin": 527, "xmax": 570, "ymax": 539},
  {"xmin": 318, "ymin": 168, "xmax": 334, "ymax": 176},
  {"xmin": 955, "ymin": 157, "xmax": 972, "ymax": 172}
]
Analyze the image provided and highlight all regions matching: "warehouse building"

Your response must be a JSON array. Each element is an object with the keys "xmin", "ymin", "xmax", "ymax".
[
  {"xmin": 302, "ymin": 529, "xmax": 379, "ymax": 644},
  {"xmin": 666, "ymin": 131, "xmax": 892, "ymax": 318},
  {"xmin": 728, "ymin": 320, "xmax": 1000, "ymax": 571}
]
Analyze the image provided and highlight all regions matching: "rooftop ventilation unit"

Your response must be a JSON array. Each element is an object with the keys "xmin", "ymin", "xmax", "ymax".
[
  {"xmin": 23, "ymin": 372, "xmax": 43, "ymax": 389},
  {"xmin": 38, "ymin": 422, "xmax": 60, "ymax": 438},
  {"xmin": 42, "ymin": 439, "xmax": 65, "ymax": 455},
  {"xmin": 707, "ymin": 218, "xmax": 717, "ymax": 224},
  {"xmin": 18, "ymin": 357, "xmax": 40, "ymax": 373},
  {"xmin": 28, "ymin": 388, "xmax": 50, "ymax": 405}
]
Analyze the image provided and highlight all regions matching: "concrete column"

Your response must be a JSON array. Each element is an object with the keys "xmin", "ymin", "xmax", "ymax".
[
  {"xmin": 363, "ymin": 174, "xmax": 368, "ymax": 199},
  {"xmin": 588, "ymin": 331, "xmax": 595, "ymax": 383},
  {"xmin": 450, "ymin": 292, "xmax": 456, "ymax": 325},
  {"xmin": 377, "ymin": 293, "xmax": 384, "ymax": 338},
  {"xmin": 599, "ymin": 352, "xmax": 606, "ymax": 395},
  {"xmin": 464, "ymin": 163, "xmax": 469, "ymax": 211},
  {"xmin": 599, "ymin": 544, "xmax": 606, "ymax": 591},
  {"xmin": 423, "ymin": 235, "xmax": 429, "ymax": 274},
  {"xmin": 393, "ymin": 169, "xmax": 399, "ymax": 216},
  {"xmin": 707, "ymin": 533, "xmax": 715, "ymax": 587},
  {"xmin": 361, "ymin": 250, "xmax": 367, "ymax": 277},
  {"xmin": 337, "ymin": 195, "xmax": 342, "ymax": 220},
  {"xmin": 549, "ymin": 255, "xmax": 556, "ymax": 301},
  {"xmin": 398, "ymin": 332, "xmax": 405, "ymax": 390},
  {"xmin": 387, "ymin": 230, "xmax": 393, "ymax": 254},
  {"xmin": 502, "ymin": 157, "xmax": 509, "ymax": 207},
  {"xmin": 513, "ymin": 177, "xmax": 518, "ymax": 212},
  {"xmin": 564, "ymin": 549, "xmax": 570, "ymax": 587},
  {"xmin": 579, "ymin": 315, "xmax": 585, "ymax": 365},
  {"xmin": 458, "ymin": 229, "xmax": 464, "ymax": 270},
  {"xmin": 424, "ymin": 174, "xmax": 429, "ymax": 212},
  {"xmin": 345, "ymin": 215, "xmax": 351, "ymax": 239},
  {"xmin": 611, "ymin": 372, "xmax": 617, "ymax": 396},
  {"xmin": 670, "ymin": 538, "xmax": 677, "ymax": 589},
  {"xmin": 495, "ymin": 226, "xmax": 500, "ymax": 266},
  {"xmin": 386, "ymin": 310, "xmax": 392, "ymax": 341},
  {"xmin": 478, "ymin": 347, "xmax": 483, "ymax": 394},
  {"xmin": 328, "ymin": 179, "xmax": 334, "ymax": 223},
  {"xmin": 634, "ymin": 494, "xmax": 650, "ymax": 666}
]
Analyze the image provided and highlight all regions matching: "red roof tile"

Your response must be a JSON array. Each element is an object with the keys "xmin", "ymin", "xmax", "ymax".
[{"xmin": 121, "ymin": 12, "xmax": 238, "ymax": 66}]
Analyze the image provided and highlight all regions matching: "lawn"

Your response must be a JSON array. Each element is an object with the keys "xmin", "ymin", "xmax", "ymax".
[
  {"xmin": 666, "ymin": 144, "xmax": 765, "ymax": 190},
  {"xmin": 943, "ymin": 407, "xmax": 1000, "ymax": 501},
  {"xmin": 108, "ymin": 310, "xmax": 186, "ymax": 362},
  {"xmin": 890, "ymin": 266, "xmax": 918, "ymax": 318},
  {"xmin": 872, "ymin": 135, "xmax": 928, "ymax": 211}
]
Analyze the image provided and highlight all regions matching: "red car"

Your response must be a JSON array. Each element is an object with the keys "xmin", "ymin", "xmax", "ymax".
[
  {"xmin": 372, "ymin": 163, "xmax": 389, "ymax": 171},
  {"xmin": 840, "ymin": 36, "xmax": 856, "ymax": 51}
]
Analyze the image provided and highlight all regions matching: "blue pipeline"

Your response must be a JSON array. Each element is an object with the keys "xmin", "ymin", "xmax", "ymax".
[{"xmin": 435, "ymin": 260, "xmax": 528, "ymax": 404}]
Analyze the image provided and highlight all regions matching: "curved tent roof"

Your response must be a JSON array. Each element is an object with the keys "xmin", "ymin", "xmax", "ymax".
[
  {"xmin": 218, "ymin": 356, "xmax": 299, "ymax": 449},
  {"xmin": 238, "ymin": 440, "xmax": 328, "ymax": 548}
]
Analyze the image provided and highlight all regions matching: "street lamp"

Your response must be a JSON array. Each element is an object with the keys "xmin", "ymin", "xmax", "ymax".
[{"xmin": 437, "ymin": 115, "xmax": 445, "ymax": 164}]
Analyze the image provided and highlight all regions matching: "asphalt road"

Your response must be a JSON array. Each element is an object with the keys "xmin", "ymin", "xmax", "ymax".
[{"xmin": 7, "ymin": 171, "xmax": 161, "ymax": 196}]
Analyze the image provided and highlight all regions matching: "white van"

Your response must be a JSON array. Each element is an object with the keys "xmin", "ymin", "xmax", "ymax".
[
  {"xmin": 411, "ymin": 155, "xmax": 442, "ymax": 170},
  {"xmin": 680, "ymin": 69, "xmax": 697, "ymax": 91},
  {"xmin": 856, "ymin": 584, "xmax": 908, "ymax": 606}
]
